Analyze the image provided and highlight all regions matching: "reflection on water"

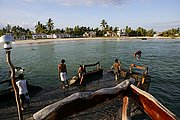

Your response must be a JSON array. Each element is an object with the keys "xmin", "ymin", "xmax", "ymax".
[{"xmin": 0, "ymin": 38, "xmax": 180, "ymax": 117}]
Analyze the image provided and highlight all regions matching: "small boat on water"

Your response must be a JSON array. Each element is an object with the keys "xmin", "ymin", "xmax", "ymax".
[
  {"xmin": 141, "ymin": 38, "xmax": 147, "ymax": 40},
  {"xmin": 69, "ymin": 62, "xmax": 103, "ymax": 85}
]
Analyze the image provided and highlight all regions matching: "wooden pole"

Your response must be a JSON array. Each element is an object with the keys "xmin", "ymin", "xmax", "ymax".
[
  {"xmin": 6, "ymin": 50, "xmax": 23, "ymax": 120},
  {"xmin": 122, "ymin": 96, "xmax": 131, "ymax": 120}
]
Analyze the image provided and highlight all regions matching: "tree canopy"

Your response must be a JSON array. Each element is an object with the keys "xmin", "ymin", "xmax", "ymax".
[{"xmin": 0, "ymin": 18, "xmax": 179, "ymax": 39}]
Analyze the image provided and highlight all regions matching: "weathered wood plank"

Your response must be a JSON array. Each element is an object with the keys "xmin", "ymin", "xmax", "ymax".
[
  {"xmin": 33, "ymin": 79, "xmax": 135, "ymax": 120},
  {"xmin": 122, "ymin": 96, "xmax": 131, "ymax": 120},
  {"xmin": 130, "ymin": 84, "xmax": 177, "ymax": 120}
]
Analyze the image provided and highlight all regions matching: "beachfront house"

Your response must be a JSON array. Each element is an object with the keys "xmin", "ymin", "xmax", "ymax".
[
  {"xmin": 83, "ymin": 31, "xmax": 96, "ymax": 37},
  {"xmin": 32, "ymin": 34, "xmax": 47, "ymax": 39},
  {"xmin": 32, "ymin": 33, "xmax": 73, "ymax": 39},
  {"xmin": 47, "ymin": 34, "xmax": 57, "ymax": 39},
  {"xmin": 56, "ymin": 33, "xmax": 73, "ymax": 38},
  {"xmin": 105, "ymin": 31, "xmax": 117, "ymax": 37}
]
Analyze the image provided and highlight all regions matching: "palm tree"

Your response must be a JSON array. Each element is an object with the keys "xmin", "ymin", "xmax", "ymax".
[
  {"xmin": 46, "ymin": 18, "xmax": 54, "ymax": 34},
  {"xmin": 100, "ymin": 19, "xmax": 107, "ymax": 30},
  {"xmin": 35, "ymin": 21, "xmax": 47, "ymax": 34},
  {"xmin": 125, "ymin": 26, "xmax": 132, "ymax": 37},
  {"xmin": 100, "ymin": 19, "xmax": 108, "ymax": 35},
  {"xmin": 35, "ymin": 21, "xmax": 41, "ymax": 33},
  {"xmin": 6, "ymin": 24, "xmax": 11, "ymax": 33}
]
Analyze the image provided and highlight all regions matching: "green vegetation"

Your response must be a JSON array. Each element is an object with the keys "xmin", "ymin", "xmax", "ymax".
[
  {"xmin": 0, "ymin": 24, "xmax": 33, "ymax": 39},
  {"xmin": 0, "ymin": 18, "xmax": 179, "ymax": 39},
  {"xmin": 159, "ymin": 28, "xmax": 180, "ymax": 37}
]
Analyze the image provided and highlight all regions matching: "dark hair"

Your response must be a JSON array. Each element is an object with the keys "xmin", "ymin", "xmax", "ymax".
[
  {"xmin": 115, "ymin": 59, "xmax": 118, "ymax": 62},
  {"xmin": 61, "ymin": 59, "xmax": 65, "ymax": 63},
  {"xmin": 18, "ymin": 74, "xmax": 24, "ymax": 80}
]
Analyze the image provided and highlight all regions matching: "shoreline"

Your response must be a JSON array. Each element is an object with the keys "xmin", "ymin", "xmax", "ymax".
[{"xmin": 14, "ymin": 36, "xmax": 180, "ymax": 45}]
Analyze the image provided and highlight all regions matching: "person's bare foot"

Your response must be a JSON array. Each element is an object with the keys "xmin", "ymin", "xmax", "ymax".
[{"xmin": 21, "ymin": 107, "xmax": 24, "ymax": 111}]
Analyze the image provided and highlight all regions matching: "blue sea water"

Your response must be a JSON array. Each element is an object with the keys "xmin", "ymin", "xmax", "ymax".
[{"xmin": 0, "ymin": 38, "xmax": 180, "ymax": 117}]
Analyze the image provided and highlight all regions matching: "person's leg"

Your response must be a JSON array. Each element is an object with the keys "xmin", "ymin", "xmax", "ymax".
[
  {"xmin": 61, "ymin": 81, "xmax": 65, "ymax": 89},
  {"xmin": 20, "ymin": 94, "xmax": 25, "ymax": 110},
  {"xmin": 66, "ymin": 80, "xmax": 69, "ymax": 86},
  {"xmin": 63, "ymin": 73, "xmax": 69, "ymax": 87},
  {"xmin": 60, "ymin": 73, "xmax": 66, "ymax": 89},
  {"xmin": 79, "ymin": 75, "xmax": 84, "ymax": 84},
  {"xmin": 25, "ymin": 93, "xmax": 30, "ymax": 108}
]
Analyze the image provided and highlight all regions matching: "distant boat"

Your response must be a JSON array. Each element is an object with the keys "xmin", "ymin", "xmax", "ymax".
[{"xmin": 141, "ymin": 38, "xmax": 147, "ymax": 40}]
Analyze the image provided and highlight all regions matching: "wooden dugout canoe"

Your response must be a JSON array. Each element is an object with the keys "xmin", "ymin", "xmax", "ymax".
[
  {"xmin": 32, "ymin": 78, "xmax": 178, "ymax": 120},
  {"xmin": 69, "ymin": 62, "xmax": 103, "ymax": 85},
  {"xmin": 31, "ymin": 63, "xmax": 178, "ymax": 120},
  {"xmin": 130, "ymin": 84, "xmax": 177, "ymax": 120}
]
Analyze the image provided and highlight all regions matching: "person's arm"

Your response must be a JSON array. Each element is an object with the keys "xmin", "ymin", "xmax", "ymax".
[
  {"xmin": 26, "ymin": 80, "xmax": 29, "ymax": 91},
  {"xmin": 78, "ymin": 67, "xmax": 80, "ymax": 73},
  {"xmin": 134, "ymin": 52, "xmax": 136, "ymax": 58},
  {"xmin": 111, "ymin": 64, "xmax": 114, "ymax": 69},
  {"xmin": 118, "ymin": 65, "xmax": 121, "ymax": 70},
  {"xmin": 65, "ymin": 64, "xmax": 67, "ymax": 74}
]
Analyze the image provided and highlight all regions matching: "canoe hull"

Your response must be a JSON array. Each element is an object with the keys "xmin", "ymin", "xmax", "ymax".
[{"xmin": 69, "ymin": 69, "xmax": 103, "ymax": 85}]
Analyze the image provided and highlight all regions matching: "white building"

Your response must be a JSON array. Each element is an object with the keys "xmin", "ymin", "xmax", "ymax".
[
  {"xmin": 83, "ymin": 31, "xmax": 96, "ymax": 37},
  {"xmin": 47, "ymin": 34, "xmax": 57, "ymax": 39}
]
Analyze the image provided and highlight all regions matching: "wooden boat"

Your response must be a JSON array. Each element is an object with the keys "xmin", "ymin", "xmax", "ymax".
[
  {"xmin": 30, "ymin": 63, "xmax": 177, "ymax": 120},
  {"xmin": 123, "ymin": 84, "xmax": 177, "ymax": 120},
  {"xmin": 69, "ymin": 62, "xmax": 103, "ymax": 85}
]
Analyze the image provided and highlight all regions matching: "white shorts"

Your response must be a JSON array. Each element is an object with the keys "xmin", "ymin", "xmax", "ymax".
[{"xmin": 60, "ymin": 72, "xmax": 67, "ymax": 82}]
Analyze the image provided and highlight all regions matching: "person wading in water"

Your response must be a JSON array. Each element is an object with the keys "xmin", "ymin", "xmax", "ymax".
[
  {"xmin": 111, "ymin": 59, "xmax": 121, "ymax": 81},
  {"xmin": 58, "ymin": 59, "xmax": 69, "ymax": 89},
  {"xmin": 134, "ymin": 50, "xmax": 142, "ymax": 60}
]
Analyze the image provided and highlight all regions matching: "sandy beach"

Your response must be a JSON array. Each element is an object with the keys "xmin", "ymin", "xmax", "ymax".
[{"xmin": 14, "ymin": 36, "xmax": 180, "ymax": 45}]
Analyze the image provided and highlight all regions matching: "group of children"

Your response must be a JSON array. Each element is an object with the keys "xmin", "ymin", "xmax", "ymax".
[
  {"xmin": 13, "ymin": 50, "xmax": 141, "ymax": 112},
  {"xmin": 111, "ymin": 50, "xmax": 142, "ymax": 81},
  {"xmin": 58, "ymin": 59, "xmax": 85, "ymax": 89},
  {"xmin": 58, "ymin": 50, "xmax": 142, "ymax": 88}
]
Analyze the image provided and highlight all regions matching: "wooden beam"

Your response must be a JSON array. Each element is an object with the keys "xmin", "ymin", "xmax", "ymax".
[
  {"xmin": 130, "ymin": 84, "xmax": 177, "ymax": 120},
  {"xmin": 122, "ymin": 96, "xmax": 131, "ymax": 120},
  {"xmin": 33, "ymin": 79, "xmax": 135, "ymax": 120}
]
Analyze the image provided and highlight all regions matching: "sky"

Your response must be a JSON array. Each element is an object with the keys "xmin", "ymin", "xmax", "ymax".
[{"xmin": 0, "ymin": 0, "xmax": 180, "ymax": 32}]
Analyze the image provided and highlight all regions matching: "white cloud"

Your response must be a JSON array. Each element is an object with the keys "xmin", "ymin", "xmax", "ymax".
[{"xmin": 22, "ymin": 0, "xmax": 127, "ymax": 6}]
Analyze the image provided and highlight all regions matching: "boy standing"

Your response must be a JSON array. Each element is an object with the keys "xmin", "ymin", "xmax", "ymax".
[{"xmin": 16, "ymin": 74, "xmax": 30, "ymax": 111}]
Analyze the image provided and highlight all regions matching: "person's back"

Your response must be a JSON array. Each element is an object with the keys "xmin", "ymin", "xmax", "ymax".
[
  {"xmin": 111, "ymin": 59, "xmax": 121, "ymax": 81},
  {"xmin": 59, "ymin": 63, "xmax": 67, "ymax": 72},
  {"xmin": 16, "ymin": 80, "xmax": 28, "ymax": 95},
  {"xmin": 58, "ymin": 59, "xmax": 69, "ymax": 88},
  {"xmin": 111, "ymin": 59, "xmax": 121, "ymax": 71},
  {"xmin": 113, "ymin": 62, "xmax": 120, "ymax": 71}
]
